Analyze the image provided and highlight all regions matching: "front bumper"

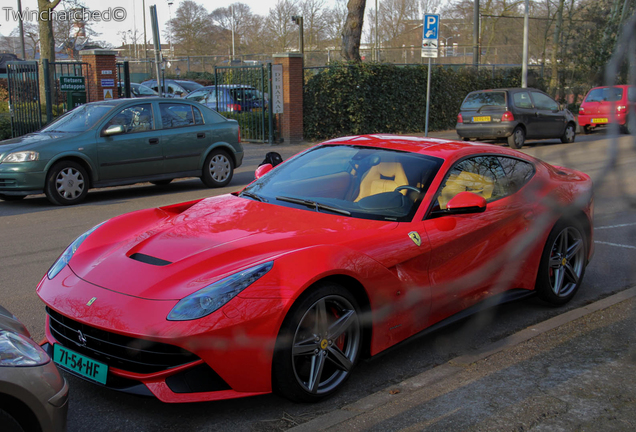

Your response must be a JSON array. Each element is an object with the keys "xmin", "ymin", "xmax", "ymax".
[
  {"xmin": 578, "ymin": 112, "xmax": 626, "ymax": 127},
  {"xmin": 38, "ymin": 266, "xmax": 287, "ymax": 403},
  {"xmin": 456, "ymin": 122, "xmax": 516, "ymax": 140},
  {"xmin": 0, "ymin": 163, "xmax": 46, "ymax": 195}
]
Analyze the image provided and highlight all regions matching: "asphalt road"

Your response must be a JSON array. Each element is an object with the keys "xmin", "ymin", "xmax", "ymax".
[{"xmin": 0, "ymin": 130, "xmax": 634, "ymax": 431}]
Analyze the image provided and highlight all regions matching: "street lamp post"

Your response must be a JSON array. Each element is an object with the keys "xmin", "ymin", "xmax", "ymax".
[
  {"xmin": 168, "ymin": 0, "xmax": 174, "ymax": 57},
  {"xmin": 375, "ymin": 0, "xmax": 379, "ymax": 62},
  {"xmin": 17, "ymin": 0, "xmax": 26, "ymax": 59},
  {"xmin": 291, "ymin": 15, "xmax": 304, "ymax": 54},
  {"xmin": 443, "ymin": 36, "xmax": 453, "ymax": 57}
]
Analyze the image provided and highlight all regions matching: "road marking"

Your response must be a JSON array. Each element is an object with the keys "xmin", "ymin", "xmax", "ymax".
[
  {"xmin": 594, "ymin": 241, "xmax": 636, "ymax": 250},
  {"xmin": 596, "ymin": 222, "xmax": 636, "ymax": 230}
]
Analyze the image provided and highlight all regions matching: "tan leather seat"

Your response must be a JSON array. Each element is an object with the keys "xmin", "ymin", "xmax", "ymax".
[
  {"xmin": 355, "ymin": 162, "xmax": 409, "ymax": 202},
  {"xmin": 438, "ymin": 171, "xmax": 494, "ymax": 209}
]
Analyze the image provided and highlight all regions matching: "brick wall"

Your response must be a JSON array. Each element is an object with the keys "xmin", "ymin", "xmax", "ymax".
[
  {"xmin": 79, "ymin": 49, "xmax": 118, "ymax": 102},
  {"xmin": 273, "ymin": 53, "xmax": 303, "ymax": 143}
]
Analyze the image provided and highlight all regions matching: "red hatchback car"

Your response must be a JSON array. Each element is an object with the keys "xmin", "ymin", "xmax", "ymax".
[
  {"xmin": 37, "ymin": 136, "xmax": 594, "ymax": 404},
  {"xmin": 578, "ymin": 84, "xmax": 636, "ymax": 133}
]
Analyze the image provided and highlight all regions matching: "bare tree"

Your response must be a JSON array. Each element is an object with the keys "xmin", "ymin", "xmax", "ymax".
[
  {"xmin": 8, "ymin": 22, "xmax": 39, "ymax": 59},
  {"xmin": 169, "ymin": 0, "xmax": 220, "ymax": 56},
  {"xmin": 210, "ymin": 3, "xmax": 256, "ymax": 55},
  {"xmin": 323, "ymin": 0, "xmax": 349, "ymax": 48},
  {"xmin": 301, "ymin": 0, "xmax": 329, "ymax": 50},
  {"xmin": 266, "ymin": 0, "xmax": 301, "ymax": 52}
]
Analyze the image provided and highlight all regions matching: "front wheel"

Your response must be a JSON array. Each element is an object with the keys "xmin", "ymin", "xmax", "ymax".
[
  {"xmin": 535, "ymin": 220, "xmax": 587, "ymax": 306},
  {"xmin": 273, "ymin": 283, "xmax": 362, "ymax": 402},
  {"xmin": 560, "ymin": 123, "xmax": 576, "ymax": 143},
  {"xmin": 507, "ymin": 126, "xmax": 525, "ymax": 149},
  {"xmin": 201, "ymin": 150, "xmax": 234, "ymax": 188},
  {"xmin": 45, "ymin": 161, "xmax": 89, "ymax": 205}
]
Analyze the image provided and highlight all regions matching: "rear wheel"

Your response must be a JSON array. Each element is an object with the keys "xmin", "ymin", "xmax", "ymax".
[
  {"xmin": 273, "ymin": 283, "xmax": 362, "ymax": 402},
  {"xmin": 201, "ymin": 149, "xmax": 233, "ymax": 188},
  {"xmin": 45, "ymin": 161, "xmax": 89, "ymax": 205},
  {"xmin": 507, "ymin": 127, "xmax": 525, "ymax": 149},
  {"xmin": 560, "ymin": 123, "xmax": 576, "ymax": 143},
  {"xmin": 536, "ymin": 219, "xmax": 587, "ymax": 306}
]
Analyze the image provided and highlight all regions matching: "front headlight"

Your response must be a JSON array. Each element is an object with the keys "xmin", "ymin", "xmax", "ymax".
[
  {"xmin": 2, "ymin": 151, "xmax": 39, "ymax": 163},
  {"xmin": 47, "ymin": 222, "xmax": 105, "ymax": 279},
  {"xmin": 167, "ymin": 261, "xmax": 274, "ymax": 321},
  {"xmin": 0, "ymin": 331, "xmax": 50, "ymax": 367}
]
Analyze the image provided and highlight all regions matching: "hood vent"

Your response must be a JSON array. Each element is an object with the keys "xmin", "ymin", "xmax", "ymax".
[{"xmin": 129, "ymin": 253, "xmax": 172, "ymax": 266}]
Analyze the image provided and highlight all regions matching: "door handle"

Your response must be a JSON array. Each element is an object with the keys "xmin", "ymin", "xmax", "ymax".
[
  {"xmin": 148, "ymin": 138, "xmax": 159, "ymax": 145},
  {"xmin": 197, "ymin": 132, "xmax": 205, "ymax": 139}
]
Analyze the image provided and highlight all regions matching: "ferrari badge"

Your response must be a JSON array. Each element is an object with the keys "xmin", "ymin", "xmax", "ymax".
[
  {"xmin": 86, "ymin": 297, "xmax": 97, "ymax": 306},
  {"xmin": 408, "ymin": 231, "xmax": 422, "ymax": 247}
]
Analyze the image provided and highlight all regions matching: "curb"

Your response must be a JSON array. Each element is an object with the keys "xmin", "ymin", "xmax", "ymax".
[{"xmin": 289, "ymin": 286, "xmax": 636, "ymax": 432}]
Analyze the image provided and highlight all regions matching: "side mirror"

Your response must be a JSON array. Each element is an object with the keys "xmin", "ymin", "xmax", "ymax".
[
  {"xmin": 446, "ymin": 191, "xmax": 487, "ymax": 214},
  {"xmin": 102, "ymin": 125, "xmax": 125, "ymax": 137},
  {"xmin": 255, "ymin": 163, "xmax": 273, "ymax": 179}
]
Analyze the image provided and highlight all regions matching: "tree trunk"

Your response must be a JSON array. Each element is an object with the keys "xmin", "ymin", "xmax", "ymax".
[
  {"xmin": 341, "ymin": 0, "xmax": 366, "ymax": 62},
  {"xmin": 548, "ymin": 0, "xmax": 565, "ymax": 97},
  {"xmin": 37, "ymin": 0, "xmax": 61, "ymax": 111}
]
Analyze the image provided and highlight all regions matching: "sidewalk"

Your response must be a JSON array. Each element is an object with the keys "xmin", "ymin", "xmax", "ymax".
[{"xmin": 291, "ymin": 287, "xmax": 636, "ymax": 431}]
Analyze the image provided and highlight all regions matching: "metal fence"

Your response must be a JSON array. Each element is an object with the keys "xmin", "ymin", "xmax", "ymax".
[{"xmin": 6, "ymin": 61, "xmax": 41, "ymax": 137}]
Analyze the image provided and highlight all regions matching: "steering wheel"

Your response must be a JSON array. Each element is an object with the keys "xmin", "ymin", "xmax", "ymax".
[{"xmin": 395, "ymin": 185, "xmax": 421, "ymax": 194}]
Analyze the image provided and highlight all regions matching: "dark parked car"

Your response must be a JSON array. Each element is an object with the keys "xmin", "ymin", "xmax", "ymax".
[
  {"xmin": 0, "ymin": 305, "xmax": 68, "ymax": 432},
  {"xmin": 186, "ymin": 85, "xmax": 266, "ymax": 113},
  {"xmin": 140, "ymin": 79, "xmax": 203, "ymax": 98},
  {"xmin": 0, "ymin": 98, "xmax": 243, "ymax": 205},
  {"xmin": 118, "ymin": 82, "xmax": 159, "ymax": 98},
  {"xmin": 456, "ymin": 88, "xmax": 577, "ymax": 149}
]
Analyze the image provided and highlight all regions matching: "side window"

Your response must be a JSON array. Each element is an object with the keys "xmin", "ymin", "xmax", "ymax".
[
  {"xmin": 104, "ymin": 104, "xmax": 154, "ymax": 133},
  {"xmin": 160, "ymin": 103, "xmax": 195, "ymax": 128},
  {"xmin": 436, "ymin": 156, "xmax": 506, "ymax": 210},
  {"xmin": 497, "ymin": 157, "xmax": 535, "ymax": 194},
  {"xmin": 532, "ymin": 92, "xmax": 559, "ymax": 110},
  {"xmin": 193, "ymin": 107, "xmax": 204, "ymax": 124},
  {"xmin": 628, "ymin": 87, "xmax": 636, "ymax": 103},
  {"xmin": 513, "ymin": 91, "xmax": 533, "ymax": 109}
]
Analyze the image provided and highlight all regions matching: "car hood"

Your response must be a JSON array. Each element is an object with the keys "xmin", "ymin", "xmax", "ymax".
[
  {"xmin": 0, "ymin": 132, "xmax": 80, "ymax": 158},
  {"xmin": 68, "ymin": 194, "xmax": 397, "ymax": 300}
]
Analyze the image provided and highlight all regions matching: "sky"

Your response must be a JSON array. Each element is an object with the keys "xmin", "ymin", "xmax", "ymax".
[{"xmin": 0, "ymin": 0, "xmax": 285, "ymax": 48}]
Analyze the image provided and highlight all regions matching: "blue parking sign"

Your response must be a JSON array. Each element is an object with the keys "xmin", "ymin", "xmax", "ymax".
[{"xmin": 423, "ymin": 14, "xmax": 439, "ymax": 40}]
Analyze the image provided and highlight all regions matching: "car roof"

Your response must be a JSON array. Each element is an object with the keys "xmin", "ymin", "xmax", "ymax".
[
  {"xmin": 84, "ymin": 97, "xmax": 195, "ymax": 106},
  {"xmin": 321, "ymin": 134, "xmax": 533, "ymax": 162},
  {"xmin": 199, "ymin": 85, "xmax": 256, "ymax": 89},
  {"xmin": 467, "ymin": 88, "xmax": 542, "ymax": 93}
]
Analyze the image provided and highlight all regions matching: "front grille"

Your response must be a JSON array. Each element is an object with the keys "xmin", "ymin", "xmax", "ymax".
[{"xmin": 47, "ymin": 307, "xmax": 199, "ymax": 374}]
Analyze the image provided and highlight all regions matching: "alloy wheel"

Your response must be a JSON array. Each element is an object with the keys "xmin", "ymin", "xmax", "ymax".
[
  {"xmin": 548, "ymin": 227, "xmax": 585, "ymax": 297},
  {"xmin": 291, "ymin": 295, "xmax": 361, "ymax": 395}
]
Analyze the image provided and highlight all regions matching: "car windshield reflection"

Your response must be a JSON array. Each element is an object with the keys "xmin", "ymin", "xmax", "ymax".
[
  {"xmin": 243, "ymin": 145, "xmax": 443, "ymax": 221},
  {"xmin": 40, "ymin": 104, "xmax": 113, "ymax": 133}
]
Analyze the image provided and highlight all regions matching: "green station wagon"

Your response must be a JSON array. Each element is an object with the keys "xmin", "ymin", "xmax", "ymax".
[{"xmin": 0, "ymin": 98, "xmax": 243, "ymax": 205}]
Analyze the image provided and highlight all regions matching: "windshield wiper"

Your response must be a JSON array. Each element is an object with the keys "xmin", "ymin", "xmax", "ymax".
[
  {"xmin": 240, "ymin": 191, "xmax": 266, "ymax": 202},
  {"xmin": 276, "ymin": 196, "xmax": 351, "ymax": 216}
]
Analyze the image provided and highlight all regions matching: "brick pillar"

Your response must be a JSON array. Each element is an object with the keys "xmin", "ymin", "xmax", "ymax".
[
  {"xmin": 273, "ymin": 53, "xmax": 303, "ymax": 143},
  {"xmin": 79, "ymin": 49, "xmax": 118, "ymax": 102}
]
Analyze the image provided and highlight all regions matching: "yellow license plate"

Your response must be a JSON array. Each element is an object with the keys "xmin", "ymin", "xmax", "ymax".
[
  {"xmin": 472, "ymin": 116, "xmax": 491, "ymax": 122},
  {"xmin": 592, "ymin": 118, "xmax": 608, "ymax": 123}
]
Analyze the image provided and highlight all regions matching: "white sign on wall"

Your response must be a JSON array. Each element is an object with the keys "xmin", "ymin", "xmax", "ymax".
[{"xmin": 272, "ymin": 64, "xmax": 284, "ymax": 114}]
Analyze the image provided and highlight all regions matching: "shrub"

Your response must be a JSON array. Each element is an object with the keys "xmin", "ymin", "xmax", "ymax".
[{"xmin": 303, "ymin": 63, "xmax": 546, "ymax": 140}]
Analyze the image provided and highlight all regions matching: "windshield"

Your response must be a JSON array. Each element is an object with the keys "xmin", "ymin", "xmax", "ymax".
[
  {"xmin": 40, "ymin": 104, "xmax": 112, "ymax": 133},
  {"xmin": 179, "ymin": 81, "xmax": 203, "ymax": 92},
  {"xmin": 585, "ymin": 87, "xmax": 623, "ymax": 102},
  {"xmin": 461, "ymin": 92, "xmax": 506, "ymax": 110},
  {"xmin": 242, "ymin": 145, "xmax": 443, "ymax": 221},
  {"xmin": 133, "ymin": 84, "xmax": 158, "ymax": 96},
  {"xmin": 186, "ymin": 89, "xmax": 209, "ymax": 103}
]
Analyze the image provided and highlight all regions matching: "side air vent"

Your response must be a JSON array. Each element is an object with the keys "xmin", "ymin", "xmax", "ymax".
[{"xmin": 129, "ymin": 253, "xmax": 172, "ymax": 266}]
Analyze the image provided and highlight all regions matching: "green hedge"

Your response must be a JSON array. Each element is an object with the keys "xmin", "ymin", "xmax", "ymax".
[
  {"xmin": 303, "ymin": 63, "xmax": 545, "ymax": 140},
  {"xmin": 0, "ymin": 114, "xmax": 11, "ymax": 140}
]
